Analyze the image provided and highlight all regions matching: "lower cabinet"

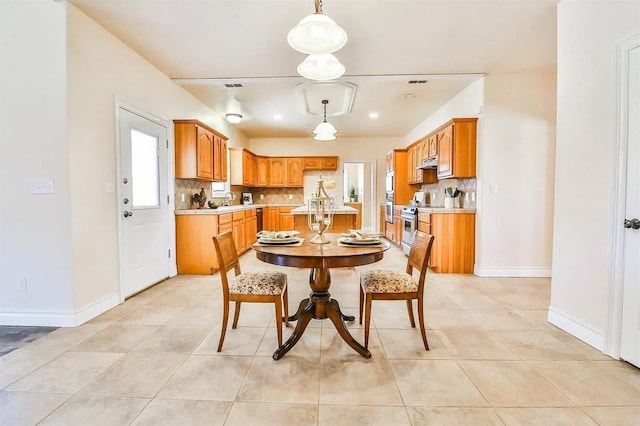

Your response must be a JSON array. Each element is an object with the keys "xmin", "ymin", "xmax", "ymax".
[
  {"xmin": 429, "ymin": 213, "xmax": 475, "ymax": 274},
  {"xmin": 279, "ymin": 207, "xmax": 296, "ymax": 231},
  {"xmin": 176, "ymin": 209, "xmax": 259, "ymax": 274}
]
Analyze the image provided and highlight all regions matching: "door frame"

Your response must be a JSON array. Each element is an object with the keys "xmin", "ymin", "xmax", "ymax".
[
  {"xmin": 115, "ymin": 98, "xmax": 176, "ymax": 303},
  {"xmin": 604, "ymin": 33, "xmax": 639, "ymax": 358},
  {"xmin": 340, "ymin": 160, "xmax": 377, "ymax": 232}
]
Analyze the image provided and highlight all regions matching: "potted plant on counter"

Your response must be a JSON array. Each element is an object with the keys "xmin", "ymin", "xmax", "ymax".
[{"xmin": 348, "ymin": 186, "xmax": 357, "ymax": 202}]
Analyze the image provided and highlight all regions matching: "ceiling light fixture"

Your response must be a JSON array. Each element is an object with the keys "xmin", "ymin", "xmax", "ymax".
[
  {"xmin": 289, "ymin": 0, "xmax": 347, "ymax": 81},
  {"xmin": 297, "ymin": 53, "xmax": 345, "ymax": 81},
  {"xmin": 225, "ymin": 113, "xmax": 243, "ymax": 124},
  {"xmin": 313, "ymin": 99, "xmax": 337, "ymax": 141},
  {"xmin": 287, "ymin": 0, "xmax": 347, "ymax": 55},
  {"xmin": 225, "ymin": 97, "xmax": 243, "ymax": 124}
]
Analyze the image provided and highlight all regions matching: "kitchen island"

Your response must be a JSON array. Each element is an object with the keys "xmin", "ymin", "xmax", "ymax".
[{"xmin": 290, "ymin": 205, "xmax": 358, "ymax": 233}]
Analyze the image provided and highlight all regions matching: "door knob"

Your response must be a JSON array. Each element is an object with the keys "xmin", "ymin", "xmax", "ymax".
[
  {"xmin": 123, "ymin": 198, "xmax": 129, "ymax": 205},
  {"xmin": 624, "ymin": 218, "xmax": 640, "ymax": 229},
  {"xmin": 123, "ymin": 211, "xmax": 133, "ymax": 218}
]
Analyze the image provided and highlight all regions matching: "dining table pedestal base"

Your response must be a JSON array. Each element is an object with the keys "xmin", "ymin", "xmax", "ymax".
[{"xmin": 272, "ymin": 266, "xmax": 371, "ymax": 360}]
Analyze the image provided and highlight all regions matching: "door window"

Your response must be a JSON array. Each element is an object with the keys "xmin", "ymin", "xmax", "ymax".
[{"xmin": 130, "ymin": 129, "xmax": 160, "ymax": 208}]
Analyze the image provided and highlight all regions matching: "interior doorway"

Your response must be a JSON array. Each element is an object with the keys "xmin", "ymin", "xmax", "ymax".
[
  {"xmin": 607, "ymin": 34, "xmax": 640, "ymax": 367},
  {"xmin": 342, "ymin": 161, "xmax": 376, "ymax": 232}
]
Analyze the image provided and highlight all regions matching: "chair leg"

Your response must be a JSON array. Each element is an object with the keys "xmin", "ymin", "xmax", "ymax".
[
  {"xmin": 217, "ymin": 298, "xmax": 229, "ymax": 352},
  {"xmin": 274, "ymin": 296, "xmax": 283, "ymax": 347},
  {"xmin": 232, "ymin": 301, "xmax": 241, "ymax": 329},
  {"xmin": 406, "ymin": 299, "xmax": 416, "ymax": 328},
  {"xmin": 283, "ymin": 286, "xmax": 290, "ymax": 327},
  {"xmin": 364, "ymin": 293, "xmax": 373, "ymax": 349},
  {"xmin": 359, "ymin": 285, "xmax": 364, "ymax": 324},
  {"xmin": 417, "ymin": 296, "xmax": 429, "ymax": 351}
]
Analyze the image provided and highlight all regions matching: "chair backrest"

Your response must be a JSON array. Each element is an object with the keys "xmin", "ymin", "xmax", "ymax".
[
  {"xmin": 212, "ymin": 231, "xmax": 242, "ymax": 287},
  {"xmin": 406, "ymin": 230, "xmax": 435, "ymax": 291}
]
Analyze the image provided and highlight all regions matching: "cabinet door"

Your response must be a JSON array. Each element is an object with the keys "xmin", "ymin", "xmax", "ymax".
[
  {"xmin": 320, "ymin": 157, "xmax": 338, "ymax": 170},
  {"xmin": 407, "ymin": 147, "xmax": 415, "ymax": 183},
  {"xmin": 303, "ymin": 157, "xmax": 320, "ymax": 170},
  {"xmin": 279, "ymin": 207, "xmax": 295, "ymax": 231},
  {"xmin": 270, "ymin": 158, "xmax": 286, "ymax": 186},
  {"xmin": 286, "ymin": 158, "xmax": 303, "ymax": 187},
  {"xmin": 242, "ymin": 151, "xmax": 257, "ymax": 186},
  {"xmin": 437, "ymin": 125, "xmax": 453, "ymax": 179},
  {"xmin": 264, "ymin": 207, "xmax": 279, "ymax": 231},
  {"xmin": 385, "ymin": 153, "xmax": 393, "ymax": 172},
  {"xmin": 245, "ymin": 216, "xmax": 257, "ymax": 247},
  {"xmin": 415, "ymin": 145, "xmax": 423, "ymax": 182},
  {"xmin": 232, "ymin": 219, "xmax": 244, "ymax": 254},
  {"xmin": 428, "ymin": 135, "xmax": 437, "ymax": 158},
  {"xmin": 256, "ymin": 157, "xmax": 270, "ymax": 186},
  {"xmin": 214, "ymin": 137, "xmax": 227, "ymax": 182},
  {"xmin": 394, "ymin": 216, "xmax": 402, "ymax": 246},
  {"xmin": 196, "ymin": 125, "xmax": 214, "ymax": 180}
]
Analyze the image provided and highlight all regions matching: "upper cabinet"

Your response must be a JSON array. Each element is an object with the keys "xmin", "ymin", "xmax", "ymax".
[
  {"xmin": 437, "ymin": 118, "xmax": 477, "ymax": 179},
  {"xmin": 230, "ymin": 148, "xmax": 257, "ymax": 186},
  {"xmin": 174, "ymin": 120, "xmax": 228, "ymax": 182},
  {"xmin": 426, "ymin": 134, "xmax": 437, "ymax": 159},
  {"xmin": 269, "ymin": 157, "xmax": 286, "ymax": 186},
  {"xmin": 287, "ymin": 158, "xmax": 303, "ymax": 186},
  {"xmin": 302, "ymin": 156, "xmax": 338, "ymax": 171},
  {"xmin": 256, "ymin": 157, "xmax": 270, "ymax": 187}
]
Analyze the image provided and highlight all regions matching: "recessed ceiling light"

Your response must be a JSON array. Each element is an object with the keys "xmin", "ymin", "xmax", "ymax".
[
  {"xmin": 369, "ymin": 112, "xmax": 379, "ymax": 119},
  {"xmin": 273, "ymin": 114, "xmax": 283, "ymax": 120}
]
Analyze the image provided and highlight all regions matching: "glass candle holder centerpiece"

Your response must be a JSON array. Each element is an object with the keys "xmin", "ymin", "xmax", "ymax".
[{"xmin": 307, "ymin": 176, "xmax": 335, "ymax": 244}]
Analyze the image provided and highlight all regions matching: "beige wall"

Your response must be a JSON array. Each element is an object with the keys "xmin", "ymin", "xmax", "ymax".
[
  {"xmin": 66, "ymin": 4, "xmax": 248, "ymax": 313},
  {"xmin": 403, "ymin": 72, "xmax": 557, "ymax": 277},
  {"xmin": 0, "ymin": 1, "xmax": 75, "ymax": 321},
  {"xmin": 550, "ymin": 0, "xmax": 640, "ymax": 349}
]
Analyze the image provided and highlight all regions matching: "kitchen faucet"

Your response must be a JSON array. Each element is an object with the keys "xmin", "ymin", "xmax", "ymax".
[{"xmin": 223, "ymin": 191, "xmax": 236, "ymax": 206}]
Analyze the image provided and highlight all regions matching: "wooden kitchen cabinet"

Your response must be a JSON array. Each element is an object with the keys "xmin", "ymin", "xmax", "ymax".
[
  {"xmin": 429, "ymin": 213, "xmax": 475, "ymax": 273},
  {"xmin": 174, "ymin": 120, "xmax": 228, "ymax": 181},
  {"xmin": 229, "ymin": 147, "xmax": 257, "ymax": 186},
  {"xmin": 437, "ymin": 118, "xmax": 477, "ymax": 179},
  {"xmin": 213, "ymin": 135, "xmax": 227, "ymax": 181},
  {"xmin": 286, "ymin": 158, "xmax": 303, "ymax": 187},
  {"xmin": 256, "ymin": 156, "xmax": 270, "ymax": 187},
  {"xmin": 269, "ymin": 158, "xmax": 286, "ymax": 186},
  {"xmin": 426, "ymin": 134, "xmax": 437, "ymax": 159},
  {"xmin": 344, "ymin": 202, "xmax": 362, "ymax": 229},
  {"xmin": 279, "ymin": 206, "xmax": 295, "ymax": 230},
  {"xmin": 303, "ymin": 156, "xmax": 339, "ymax": 171},
  {"xmin": 264, "ymin": 207, "xmax": 279, "ymax": 231},
  {"xmin": 394, "ymin": 208, "xmax": 403, "ymax": 246},
  {"xmin": 320, "ymin": 157, "xmax": 338, "ymax": 170}
]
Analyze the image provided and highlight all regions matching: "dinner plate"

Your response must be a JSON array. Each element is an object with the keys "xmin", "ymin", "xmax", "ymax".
[
  {"xmin": 258, "ymin": 238, "xmax": 300, "ymax": 245},
  {"xmin": 339, "ymin": 238, "xmax": 383, "ymax": 246}
]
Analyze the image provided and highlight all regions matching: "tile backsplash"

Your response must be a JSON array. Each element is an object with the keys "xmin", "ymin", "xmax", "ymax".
[
  {"xmin": 420, "ymin": 178, "xmax": 477, "ymax": 209},
  {"xmin": 174, "ymin": 180, "xmax": 304, "ymax": 209}
]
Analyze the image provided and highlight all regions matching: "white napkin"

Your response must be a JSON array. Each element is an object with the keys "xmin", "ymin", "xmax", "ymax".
[
  {"xmin": 341, "ymin": 229, "xmax": 382, "ymax": 240},
  {"xmin": 257, "ymin": 230, "xmax": 300, "ymax": 239}
]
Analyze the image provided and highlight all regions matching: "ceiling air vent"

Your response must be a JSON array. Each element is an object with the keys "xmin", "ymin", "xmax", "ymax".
[
  {"xmin": 224, "ymin": 83, "xmax": 244, "ymax": 88},
  {"xmin": 408, "ymin": 80, "xmax": 427, "ymax": 84}
]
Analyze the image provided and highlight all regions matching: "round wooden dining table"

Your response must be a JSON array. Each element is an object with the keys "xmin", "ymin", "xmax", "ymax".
[{"xmin": 253, "ymin": 233, "xmax": 390, "ymax": 360}]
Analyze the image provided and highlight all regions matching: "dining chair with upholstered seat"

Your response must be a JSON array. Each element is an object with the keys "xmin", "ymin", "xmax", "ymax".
[
  {"xmin": 212, "ymin": 231, "xmax": 289, "ymax": 352},
  {"xmin": 359, "ymin": 230, "xmax": 434, "ymax": 350}
]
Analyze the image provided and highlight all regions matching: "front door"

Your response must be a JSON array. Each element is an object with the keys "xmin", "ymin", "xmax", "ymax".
[
  {"xmin": 620, "ymin": 42, "xmax": 640, "ymax": 367},
  {"xmin": 119, "ymin": 108, "xmax": 170, "ymax": 298}
]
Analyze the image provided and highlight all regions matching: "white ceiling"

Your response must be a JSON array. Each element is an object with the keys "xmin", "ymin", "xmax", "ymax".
[{"xmin": 68, "ymin": 0, "xmax": 558, "ymax": 139}]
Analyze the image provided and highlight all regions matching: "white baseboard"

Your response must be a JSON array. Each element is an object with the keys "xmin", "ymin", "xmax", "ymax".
[
  {"xmin": 474, "ymin": 266, "xmax": 552, "ymax": 277},
  {"xmin": 547, "ymin": 307, "xmax": 604, "ymax": 351},
  {"xmin": 0, "ymin": 292, "xmax": 120, "ymax": 327}
]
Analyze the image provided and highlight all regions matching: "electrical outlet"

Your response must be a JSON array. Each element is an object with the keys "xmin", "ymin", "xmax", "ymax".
[
  {"xmin": 18, "ymin": 277, "xmax": 27, "ymax": 292},
  {"xmin": 471, "ymin": 191, "xmax": 476, "ymax": 201},
  {"xmin": 288, "ymin": 194, "xmax": 293, "ymax": 200},
  {"xmin": 260, "ymin": 194, "xmax": 264, "ymax": 200},
  {"xmin": 29, "ymin": 179, "xmax": 55, "ymax": 194}
]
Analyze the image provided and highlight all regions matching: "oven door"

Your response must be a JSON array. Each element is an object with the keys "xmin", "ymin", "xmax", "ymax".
[
  {"xmin": 385, "ymin": 172, "xmax": 394, "ymax": 193},
  {"xmin": 401, "ymin": 215, "xmax": 417, "ymax": 255}
]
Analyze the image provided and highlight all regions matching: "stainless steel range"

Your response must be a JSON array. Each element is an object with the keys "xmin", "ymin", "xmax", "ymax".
[{"xmin": 400, "ymin": 206, "xmax": 418, "ymax": 255}]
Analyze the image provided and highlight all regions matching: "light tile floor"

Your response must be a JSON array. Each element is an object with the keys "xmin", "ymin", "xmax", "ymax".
[{"xmin": 1, "ymin": 245, "xmax": 639, "ymax": 425}]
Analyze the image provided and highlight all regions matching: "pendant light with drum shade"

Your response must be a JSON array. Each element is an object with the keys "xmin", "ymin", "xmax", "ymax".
[
  {"xmin": 313, "ymin": 99, "xmax": 337, "ymax": 141},
  {"xmin": 288, "ymin": 0, "xmax": 347, "ymax": 81}
]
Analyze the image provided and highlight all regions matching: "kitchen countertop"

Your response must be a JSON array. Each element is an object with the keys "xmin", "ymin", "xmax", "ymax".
[
  {"xmin": 291, "ymin": 205, "xmax": 357, "ymax": 215},
  {"xmin": 417, "ymin": 207, "xmax": 476, "ymax": 214},
  {"xmin": 175, "ymin": 204, "xmax": 302, "ymax": 215}
]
